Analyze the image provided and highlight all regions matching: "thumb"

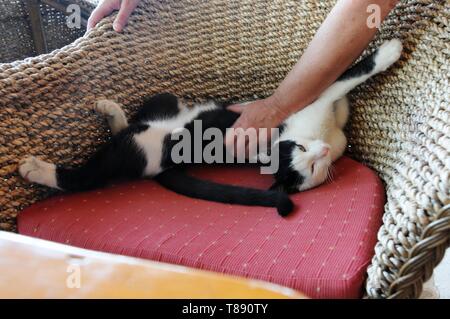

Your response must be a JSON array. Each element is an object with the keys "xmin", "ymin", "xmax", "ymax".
[{"xmin": 227, "ymin": 104, "xmax": 246, "ymax": 113}]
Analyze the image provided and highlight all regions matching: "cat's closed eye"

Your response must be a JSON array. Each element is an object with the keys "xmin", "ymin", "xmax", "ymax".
[
  {"xmin": 311, "ymin": 163, "xmax": 315, "ymax": 174},
  {"xmin": 296, "ymin": 144, "xmax": 306, "ymax": 152}
]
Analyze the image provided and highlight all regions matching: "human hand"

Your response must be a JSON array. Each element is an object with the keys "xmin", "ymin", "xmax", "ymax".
[
  {"xmin": 225, "ymin": 97, "xmax": 289, "ymax": 159},
  {"xmin": 87, "ymin": 0, "xmax": 141, "ymax": 32}
]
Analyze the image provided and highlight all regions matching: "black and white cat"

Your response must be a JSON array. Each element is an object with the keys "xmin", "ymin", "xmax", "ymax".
[{"xmin": 18, "ymin": 39, "xmax": 402, "ymax": 216}]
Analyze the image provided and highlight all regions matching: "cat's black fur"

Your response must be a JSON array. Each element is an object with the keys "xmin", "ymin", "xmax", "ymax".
[
  {"xmin": 338, "ymin": 55, "xmax": 376, "ymax": 80},
  {"xmin": 269, "ymin": 141, "xmax": 305, "ymax": 194},
  {"xmin": 57, "ymin": 124, "xmax": 148, "ymax": 191},
  {"xmin": 155, "ymin": 167, "xmax": 293, "ymax": 216},
  {"xmin": 131, "ymin": 93, "xmax": 180, "ymax": 122}
]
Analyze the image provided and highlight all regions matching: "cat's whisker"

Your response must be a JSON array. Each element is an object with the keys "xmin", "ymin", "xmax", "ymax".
[
  {"xmin": 330, "ymin": 166, "xmax": 335, "ymax": 180},
  {"xmin": 326, "ymin": 164, "xmax": 335, "ymax": 182}
]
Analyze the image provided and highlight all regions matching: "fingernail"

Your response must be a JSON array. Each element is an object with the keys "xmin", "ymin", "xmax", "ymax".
[{"xmin": 113, "ymin": 22, "xmax": 122, "ymax": 32}]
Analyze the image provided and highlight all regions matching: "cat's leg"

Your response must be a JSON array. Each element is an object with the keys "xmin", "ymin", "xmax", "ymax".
[
  {"xmin": 19, "ymin": 128, "xmax": 148, "ymax": 191},
  {"xmin": 130, "ymin": 93, "xmax": 181, "ymax": 123},
  {"xmin": 334, "ymin": 97, "xmax": 350, "ymax": 129},
  {"xmin": 94, "ymin": 99, "xmax": 129, "ymax": 135},
  {"xmin": 19, "ymin": 156, "xmax": 60, "ymax": 189},
  {"xmin": 371, "ymin": 39, "xmax": 404, "ymax": 74},
  {"xmin": 320, "ymin": 39, "xmax": 403, "ymax": 102}
]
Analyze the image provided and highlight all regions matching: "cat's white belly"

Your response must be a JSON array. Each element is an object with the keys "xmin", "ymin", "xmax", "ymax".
[
  {"xmin": 133, "ymin": 101, "xmax": 219, "ymax": 176},
  {"xmin": 133, "ymin": 127, "xmax": 167, "ymax": 176}
]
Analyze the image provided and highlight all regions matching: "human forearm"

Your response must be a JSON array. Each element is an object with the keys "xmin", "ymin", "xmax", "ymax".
[{"xmin": 268, "ymin": 0, "xmax": 399, "ymax": 115}]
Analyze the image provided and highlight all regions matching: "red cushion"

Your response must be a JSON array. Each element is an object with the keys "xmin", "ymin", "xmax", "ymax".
[{"xmin": 18, "ymin": 156, "xmax": 384, "ymax": 298}]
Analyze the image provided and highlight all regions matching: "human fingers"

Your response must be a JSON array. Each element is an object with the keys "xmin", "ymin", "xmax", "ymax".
[
  {"xmin": 87, "ymin": 0, "xmax": 119, "ymax": 31},
  {"xmin": 113, "ymin": 0, "xmax": 140, "ymax": 32},
  {"xmin": 226, "ymin": 104, "xmax": 246, "ymax": 113}
]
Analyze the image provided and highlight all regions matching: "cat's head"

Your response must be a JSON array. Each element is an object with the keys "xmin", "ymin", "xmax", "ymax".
[{"xmin": 270, "ymin": 139, "xmax": 332, "ymax": 193}]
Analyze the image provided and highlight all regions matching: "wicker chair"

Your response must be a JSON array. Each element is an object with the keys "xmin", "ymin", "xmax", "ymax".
[{"xmin": 0, "ymin": 0, "xmax": 448, "ymax": 299}]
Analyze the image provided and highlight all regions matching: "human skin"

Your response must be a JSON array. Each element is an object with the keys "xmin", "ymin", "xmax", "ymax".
[
  {"xmin": 87, "ymin": 0, "xmax": 400, "ymax": 154},
  {"xmin": 225, "ymin": 0, "xmax": 399, "ymax": 154},
  {"xmin": 87, "ymin": 0, "xmax": 141, "ymax": 32}
]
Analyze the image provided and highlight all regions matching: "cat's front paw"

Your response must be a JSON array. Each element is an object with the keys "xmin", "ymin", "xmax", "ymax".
[
  {"xmin": 94, "ymin": 99, "xmax": 122, "ymax": 117},
  {"xmin": 374, "ymin": 39, "xmax": 403, "ymax": 72},
  {"xmin": 19, "ymin": 156, "xmax": 59, "ymax": 189}
]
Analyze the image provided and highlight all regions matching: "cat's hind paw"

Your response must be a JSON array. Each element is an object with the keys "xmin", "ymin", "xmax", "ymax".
[
  {"xmin": 94, "ymin": 99, "xmax": 123, "ymax": 117},
  {"xmin": 374, "ymin": 39, "xmax": 403, "ymax": 72},
  {"xmin": 94, "ymin": 99, "xmax": 128, "ymax": 134},
  {"xmin": 19, "ymin": 156, "xmax": 59, "ymax": 189}
]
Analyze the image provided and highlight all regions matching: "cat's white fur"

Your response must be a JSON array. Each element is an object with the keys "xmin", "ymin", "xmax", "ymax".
[
  {"xmin": 133, "ymin": 101, "xmax": 218, "ymax": 176},
  {"xmin": 94, "ymin": 99, "xmax": 129, "ymax": 134},
  {"xmin": 19, "ymin": 156, "xmax": 59, "ymax": 189},
  {"xmin": 276, "ymin": 39, "xmax": 403, "ymax": 190}
]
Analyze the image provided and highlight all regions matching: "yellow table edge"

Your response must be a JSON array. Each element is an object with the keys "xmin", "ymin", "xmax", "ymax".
[{"xmin": 0, "ymin": 231, "xmax": 307, "ymax": 299}]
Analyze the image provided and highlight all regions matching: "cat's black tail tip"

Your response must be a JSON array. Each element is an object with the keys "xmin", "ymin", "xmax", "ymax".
[{"xmin": 276, "ymin": 193, "xmax": 294, "ymax": 217}]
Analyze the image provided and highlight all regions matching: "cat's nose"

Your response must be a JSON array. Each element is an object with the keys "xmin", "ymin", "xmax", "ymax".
[{"xmin": 320, "ymin": 146, "xmax": 330, "ymax": 157}]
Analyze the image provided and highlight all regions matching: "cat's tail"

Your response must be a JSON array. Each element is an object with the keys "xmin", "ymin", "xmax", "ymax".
[{"xmin": 155, "ymin": 168, "xmax": 294, "ymax": 216}]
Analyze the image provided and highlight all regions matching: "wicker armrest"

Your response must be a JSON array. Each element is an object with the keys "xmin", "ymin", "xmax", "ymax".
[
  {"xmin": 345, "ymin": 2, "xmax": 450, "ymax": 298},
  {"xmin": 0, "ymin": 0, "xmax": 448, "ymax": 298}
]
